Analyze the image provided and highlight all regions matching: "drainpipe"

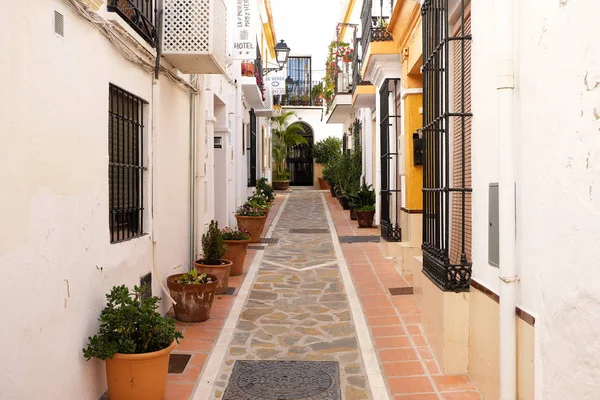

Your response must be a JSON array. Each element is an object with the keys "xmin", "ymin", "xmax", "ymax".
[
  {"xmin": 496, "ymin": 0, "xmax": 518, "ymax": 398},
  {"xmin": 189, "ymin": 75, "xmax": 198, "ymax": 270}
]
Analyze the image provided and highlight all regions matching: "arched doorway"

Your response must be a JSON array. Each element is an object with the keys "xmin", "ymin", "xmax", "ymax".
[{"xmin": 286, "ymin": 122, "xmax": 313, "ymax": 186}]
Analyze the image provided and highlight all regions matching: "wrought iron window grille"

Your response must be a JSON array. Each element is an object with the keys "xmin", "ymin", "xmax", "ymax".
[
  {"xmin": 248, "ymin": 109, "xmax": 257, "ymax": 187},
  {"xmin": 379, "ymin": 79, "xmax": 402, "ymax": 243},
  {"xmin": 421, "ymin": 0, "xmax": 473, "ymax": 292},
  {"xmin": 109, "ymin": 84, "xmax": 146, "ymax": 243},
  {"xmin": 107, "ymin": 0, "xmax": 156, "ymax": 45}
]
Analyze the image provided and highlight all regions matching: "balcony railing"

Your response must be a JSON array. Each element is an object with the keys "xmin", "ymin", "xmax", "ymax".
[
  {"xmin": 360, "ymin": 0, "xmax": 394, "ymax": 62},
  {"xmin": 108, "ymin": 0, "xmax": 156, "ymax": 45},
  {"xmin": 275, "ymin": 80, "xmax": 323, "ymax": 107}
]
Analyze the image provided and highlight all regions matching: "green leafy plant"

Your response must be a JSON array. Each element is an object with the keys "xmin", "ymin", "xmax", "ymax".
[
  {"xmin": 246, "ymin": 191, "xmax": 268, "ymax": 209},
  {"xmin": 82, "ymin": 285, "xmax": 183, "ymax": 361},
  {"xmin": 256, "ymin": 178, "xmax": 276, "ymax": 203},
  {"xmin": 311, "ymin": 82, "xmax": 324, "ymax": 104},
  {"xmin": 349, "ymin": 183, "xmax": 376, "ymax": 211},
  {"xmin": 271, "ymin": 111, "xmax": 308, "ymax": 181},
  {"xmin": 236, "ymin": 205, "xmax": 265, "ymax": 216},
  {"xmin": 176, "ymin": 269, "xmax": 214, "ymax": 284},
  {"xmin": 221, "ymin": 227, "xmax": 250, "ymax": 241},
  {"xmin": 200, "ymin": 220, "xmax": 226, "ymax": 265},
  {"xmin": 313, "ymin": 136, "xmax": 342, "ymax": 165}
]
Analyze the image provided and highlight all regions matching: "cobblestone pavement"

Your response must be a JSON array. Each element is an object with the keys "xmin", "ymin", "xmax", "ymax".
[{"xmin": 210, "ymin": 191, "xmax": 373, "ymax": 400}]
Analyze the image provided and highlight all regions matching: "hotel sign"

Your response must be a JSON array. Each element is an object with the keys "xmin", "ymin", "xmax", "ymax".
[{"xmin": 233, "ymin": 0, "xmax": 255, "ymax": 60}]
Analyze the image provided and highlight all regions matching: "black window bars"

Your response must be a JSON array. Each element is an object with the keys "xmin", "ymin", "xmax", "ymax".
[
  {"xmin": 109, "ymin": 84, "xmax": 146, "ymax": 243},
  {"xmin": 380, "ymin": 79, "xmax": 402, "ymax": 242},
  {"xmin": 421, "ymin": 0, "xmax": 472, "ymax": 292},
  {"xmin": 107, "ymin": 0, "xmax": 156, "ymax": 45},
  {"xmin": 248, "ymin": 110, "xmax": 257, "ymax": 187}
]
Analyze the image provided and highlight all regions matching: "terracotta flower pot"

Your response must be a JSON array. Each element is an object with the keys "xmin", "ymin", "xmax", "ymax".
[
  {"xmin": 329, "ymin": 185, "xmax": 337, "ymax": 197},
  {"xmin": 235, "ymin": 214, "xmax": 267, "ymax": 243},
  {"xmin": 167, "ymin": 274, "xmax": 218, "ymax": 322},
  {"xmin": 339, "ymin": 196, "xmax": 350, "ymax": 210},
  {"xmin": 224, "ymin": 239, "xmax": 251, "ymax": 276},
  {"xmin": 105, "ymin": 340, "xmax": 175, "ymax": 400},
  {"xmin": 350, "ymin": 206, "xmax": 357, "ymax": 220},
  {"xmin": 257, "ymin": 206, "xmax": 270, "ymax": 218},
  {"xmin": 318, "ymin": 177, "xmax": 330, "ymax": 190},
  {"xmin": 273, "ymin": 180, "xmax": 290, "ymax": 190},
  {"xmin": 356, "ymin": 210, "xmax": 375, "ymax": 228},
  {"xmin": 193, "ymin": 259, "xmax": 232, "ymax": 295}
]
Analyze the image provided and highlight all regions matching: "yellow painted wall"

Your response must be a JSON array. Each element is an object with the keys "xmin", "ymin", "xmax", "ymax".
[{"xmin": 403, "ymin": 92, "xmax": 423, "ymax": 210}]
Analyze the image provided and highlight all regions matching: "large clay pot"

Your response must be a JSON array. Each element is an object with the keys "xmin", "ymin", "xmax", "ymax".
[
  {"xmin": 339, "ymin": 196, "xmax": 350, "ymax": 210},
  {"xmin": 224, "ymin": 239, "xmax": 251, "ymax": 276},
  {"xmin": 193, "ymin": 260, "xmax": 232, "ymax": 295},
  {"xmin": 350, "ymin": 206, "xmax": 357, "ymax": 220},
  {"xmin": 273, "ymin": 180, "xmax": 290, "ymax": 190},
  {"xmin": 329, "ymin": 185, "xmax": 337, "ymax": 198},
  {"xmin": 167, "ymin": 274, "xmax": 218, "ymax": 322},
  {"xmin": 105, "ymin": 341, "xmax": 175, "ymax": 400},
  {"xmin": 356, "ymin": 210, "xmax": 375, "ymax": 228},
  {"xmin": 318, "ymin": 178, "xmax": 330, "ymax": 190},
  {"xmin": 235, "ymin": 214, "xmax": 267, "ymax": 243},
  {"xmin": 257, "ymin": 206, "xmax": 270, "ymax": 218}
]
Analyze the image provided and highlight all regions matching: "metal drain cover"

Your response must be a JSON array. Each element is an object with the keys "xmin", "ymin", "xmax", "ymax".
[
  {"xmin": 338, "ymin": 236, "xmax": 380, "ymax": 243},
  {"xmin": 223, "ymin": 360, "xmax": 341, "ymax": 400},
  {"xmin": 289, "ymin": 228, "xmax": 330, "ymax": 234},
  {"xmin": 389, "ymin": 287, "xmax": 414, "ymax": 296},
  {"xmin": 260, "ymin": 238, "xmax": 279, "ymax": 244}
]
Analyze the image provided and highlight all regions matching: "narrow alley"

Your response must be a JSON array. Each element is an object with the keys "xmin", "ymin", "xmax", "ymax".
[{"xmin": 164, "ymin": 190, "xmax": 480, "ymax": 400}]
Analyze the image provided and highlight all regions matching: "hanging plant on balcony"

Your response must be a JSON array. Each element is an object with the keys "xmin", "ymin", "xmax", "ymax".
[{"xmin": 324, "ymin": 40, "xmax": 350, "ymax": 112}]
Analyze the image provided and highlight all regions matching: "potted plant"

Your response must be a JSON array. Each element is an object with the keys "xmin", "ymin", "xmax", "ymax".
[
  {"xmin": 271, "ymin": 111, "xmax": 308, "ymax": 190},
  {"xmin": 311, "ymin": 82, "xmax": 325, "ymax": 106},
  {"xmin": 235, "ymin": 204, "xmax": 266, "ymax": 243},
  {"xmin": 314, "ymin": 136, "xmax": 342, "ymax": 190},
  {"xmin": 193, "ymin": 220, "xmax": 232, "ymax": 295},
  {"xmin": 257, "ymin": 177, "xmax": 276, "ymax": 205},
  {"xmin": 82, "ymin": 285, "xmax": 183, "ymax": 400},
  {"xmin": 167, "ymin": 269, "xmax": 218, "ymax": 322},
  {"xmin": 246, "ymin": 190, "xmax": 270, "ymax": 217},
  {"xmin": 350, "ymin": 183, "xmax": 376, "ymax": 228},
  {"xmin": 222, "ymin": 227, "xmax": 251, "ymax": 276}
]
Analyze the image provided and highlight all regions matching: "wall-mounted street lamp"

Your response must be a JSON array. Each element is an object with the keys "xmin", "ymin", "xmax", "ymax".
[{"xmin": 264, "ymin": 40, "xmax": 291, "ymax": 75}]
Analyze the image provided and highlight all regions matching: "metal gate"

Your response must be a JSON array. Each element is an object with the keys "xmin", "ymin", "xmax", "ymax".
[{"xmin": 286, "ymin": 123, "xmax": 313, "ymax": 186}]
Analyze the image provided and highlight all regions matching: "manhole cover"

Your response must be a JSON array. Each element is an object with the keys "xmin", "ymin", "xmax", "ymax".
[
  {"xmin": 338, "ymin": 236, "xmax": 380, "ymax": 243},
  {"xmin": 223, "ymin": 360, "xmax": 341, "ymax": 400},
  {"xmin": 289, "ymin": 228, "xmax": 330, "ymax": 234}
]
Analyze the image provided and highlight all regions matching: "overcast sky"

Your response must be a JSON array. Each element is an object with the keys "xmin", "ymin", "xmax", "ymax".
[{"xmin": 269, "ymin": 0, "xmax": 342, "ymax": 81}]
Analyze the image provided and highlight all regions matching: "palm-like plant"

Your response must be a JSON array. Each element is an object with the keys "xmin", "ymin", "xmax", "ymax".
[{"xmin": 271, "ymin": 111, "xmax": 308, "ymax": 181}]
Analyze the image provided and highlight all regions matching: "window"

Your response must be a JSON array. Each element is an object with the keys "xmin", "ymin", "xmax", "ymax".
[
  {"xmin": 107, "ymin": 0, "xmax": 156, "ymax": 45},
  {"xmin": 380, "ymin": 79, "xmax": 402, "ymax": 242},
  {"xmin": 421, "ymin": 0, "xmax": 472, "ymax": 291},
  {"xmin": 109, "ymin": 84, "xmax": 146, "ymax": 243}
]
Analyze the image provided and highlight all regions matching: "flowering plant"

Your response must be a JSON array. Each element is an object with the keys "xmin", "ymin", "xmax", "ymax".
[
  {"xmin": 235, "ymin": 204, "xmax": 265, "ymax": 217},
  {"xmin": 221, "ymin": 226, "xmax": 251, "ymax": 240}
]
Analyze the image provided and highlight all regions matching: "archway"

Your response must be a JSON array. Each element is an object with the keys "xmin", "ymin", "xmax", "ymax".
[{"xmin": 286, "ymin": 121, "xmax": 314, "ymax": 186}]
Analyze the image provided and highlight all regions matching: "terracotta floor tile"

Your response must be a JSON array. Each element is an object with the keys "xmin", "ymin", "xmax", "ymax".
[
  {"xmin": 433, "ymin": 375, "xmax": 476, "ymax": 392},
  {"xmin": 371, "ymin": 325, "xmax": 407, "ymax": 337},
  {"xmin": 388, "ymin": 376, "xmax": 435, "ymax": 395},
  {"xmin": 441, "ymin": 392, "xmax": 482, "ymax": 400},
  {"xmin": 367, "ymin": 315, "xmax": 402, "ymax": 326},
  {"xmin": 365, "ymin": 307, "xmax": 399, "ymax": 317},
  {"xmin": 394, "ymin": 394, "xmax": 439, "ymax": 400},
  {"xmin": 167, "ymin": 363, "xmax": 202, "ymax": 383},
  {"xmin": 411, "ymin": 335, "xmax": 428, "ymax": 347},
  {"xmin": 175, "ymin": 339, "xmax": 214, "ymax": 353},
  {"xmin": 375, "ymin": 336, "xmax": 412, "ymax": 349},
  {"xmin": 187, "ymin": 353, "xmax": 208, "ymax": 368},
  {"xmin": 392, "ymin": 297, "xmax": 419, "ymax": 307},
  {"xmin": 417, "ymin": 347, "xmax": 434, "ymax": 360},
  {"xmin": 362, "ymin": 299, "xmax": 394, "ymax": 309},
  {"xmin": 382, "ymin": 361, "xmax": 425, "ymax": 377},
  {"xmin": 210, "ymin": 309, "xmax": 230, "ymax": 319},
  {"xmin": 379, "ymin": 348, "xmax": 419, "ymax": 362},
  {"xmin": 183, "ymin": 326, "xmax": 220, "ymax": 340},
  {"xmin": 164, "ymin": 382, "xmax": 195, "ymax": 400},
  {"xmin": 404, "ymin": 315, "xmax": 422, "ymax": 324},
  {"xmin": 424, "ymin": 359, "xmax": 440, "ymax": 375},
  {"xmin": 406, "ymin": 325, "xmax": 422, "ymax": 335}
]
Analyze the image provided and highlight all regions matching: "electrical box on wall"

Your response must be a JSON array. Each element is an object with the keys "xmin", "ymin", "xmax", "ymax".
[
  {"xmin": 413, "ymin": 133, "xmax": 423, "ymax": 166},
  {"xmin": 489, "ymin": 183, "xmax": 499, "ymax": 267},
  {"xmin": 214, "ymin": 136, "xmax": 223, "ymax": 148}
]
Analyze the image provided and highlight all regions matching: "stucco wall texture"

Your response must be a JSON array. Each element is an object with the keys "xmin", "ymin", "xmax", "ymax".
[{"xmin": 470, "ymin": 1, "xmax": 600, "ymax": 398}]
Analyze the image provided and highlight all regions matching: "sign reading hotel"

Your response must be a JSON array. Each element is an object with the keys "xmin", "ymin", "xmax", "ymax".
[{"xmin": 233, "ymin": 0, "xmax": 255, "ymax": 60}]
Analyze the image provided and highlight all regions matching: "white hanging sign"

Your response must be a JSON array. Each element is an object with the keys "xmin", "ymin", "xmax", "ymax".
[
  {"xmin": 265, "ymin": 73, "xmax": 286, "ymax": 95},
  {"xmin": 233, "ymin": 0, "xmax": 255, "ymax": 60}
]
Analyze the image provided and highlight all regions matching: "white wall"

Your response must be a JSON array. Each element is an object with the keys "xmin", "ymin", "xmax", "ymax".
[
  {"xmin": 0, "ymin": 2, "xmax": 212, "ymax": 399},
  {"xmin": 470, "ymin": 1, "xmax": 600, "ymax": 398},
  {"xmin": 285, "ymin": 107, "xmax": 344, "ymax": 145}
]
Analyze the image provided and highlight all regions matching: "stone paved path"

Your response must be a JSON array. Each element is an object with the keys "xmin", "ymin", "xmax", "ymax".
[{"xmin": 210, "ymin": 191, "xmax": 373, "ymax": 399}]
